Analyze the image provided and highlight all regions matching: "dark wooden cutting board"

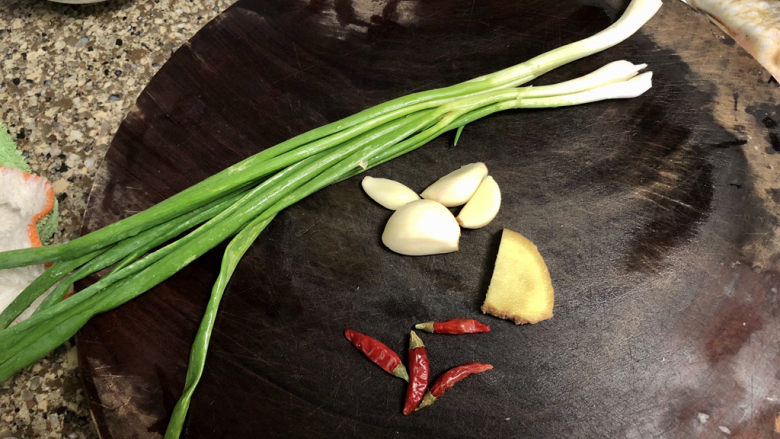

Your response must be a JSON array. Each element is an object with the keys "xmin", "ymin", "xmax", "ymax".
[{"xmin": 77, "ymin": 0, "xmax": 779, "ymax": 437}]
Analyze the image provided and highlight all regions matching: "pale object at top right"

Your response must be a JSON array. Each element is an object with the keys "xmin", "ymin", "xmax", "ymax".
[{"xmin": 681, "ymin": 0, "xmax": 780, "ymax": 81}]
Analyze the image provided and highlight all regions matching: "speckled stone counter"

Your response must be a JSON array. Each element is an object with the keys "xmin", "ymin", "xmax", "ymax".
[{"xmin": 0, "ymin": 1, "xmax": 235, "ymax": 437}]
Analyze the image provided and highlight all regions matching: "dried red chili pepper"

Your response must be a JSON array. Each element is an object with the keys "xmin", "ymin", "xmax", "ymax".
[
  {"xmin": 344, "ymin": 329, "xmax": 409, "ymax": 381},
  {"xmin": 416, "ymin": 362, "xmax": 493, "ymax": 411},
  {"xmin": 402, "ymin": 331, "xmax": 429, "ymax": 415},
  {"xmin": 414, "ymin": 318, "xmax": 490, "ymax": 334}
]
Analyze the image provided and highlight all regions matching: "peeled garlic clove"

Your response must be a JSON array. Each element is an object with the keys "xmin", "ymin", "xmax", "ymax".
[
  {"xmin": 361, "ymin": 176, "xmax": 420, "ymax": 210},
  {"xmin": 420, "ymin": 162, "xmax": 488, "ymax": 207},
  {"xmin": 382, "ymin": 199, "xmax": 460, "ymax": 256},
  {"xmin": 456, "ymin": 176, "xmax": 501, "ymax": 229}
]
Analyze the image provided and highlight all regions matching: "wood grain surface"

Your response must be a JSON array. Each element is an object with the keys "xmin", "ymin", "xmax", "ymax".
[{"xmin": 77, "ymin": 0, "xmax": 779, "ymax": 437}]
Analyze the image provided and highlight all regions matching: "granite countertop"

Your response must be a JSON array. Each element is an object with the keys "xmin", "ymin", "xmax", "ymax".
[{"xmin": 0, "ymin": 1, "xmax": 235, "ymax": 437}]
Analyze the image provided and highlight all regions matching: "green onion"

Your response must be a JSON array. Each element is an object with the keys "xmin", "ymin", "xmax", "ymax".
[
  {"xmin": 164, "ymin": 214, "xmax": 276, "ymax": 439},
  {"xmin": 0, "ymin": 0, "xmax": 662, "ymax": 435},
  {"xmin": 0, "ymin": 250, "xmax": 101, "ymax": 328},
  {"xmin": 33, "ymin": 191, "xmax": 247, "ymax": 314},
  {"xmin": 0, "ymin": 0, "xmax": 660, "ymax": 272}
]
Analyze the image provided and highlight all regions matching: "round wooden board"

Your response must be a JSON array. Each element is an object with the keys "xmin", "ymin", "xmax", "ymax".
[{"xmin": 77, "ymin": 1, "xmax": 779, "ymax": 437}]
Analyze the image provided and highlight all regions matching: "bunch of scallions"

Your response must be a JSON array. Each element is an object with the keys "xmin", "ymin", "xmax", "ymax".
[{"xmin": 0, "ymin": 0, "xmax": 662, "ymax": 436}]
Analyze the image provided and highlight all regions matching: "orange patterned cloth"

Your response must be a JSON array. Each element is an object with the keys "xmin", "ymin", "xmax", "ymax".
[{"xmin": 0, "ymin": 166, "xmax": 55, "ymax": 323}]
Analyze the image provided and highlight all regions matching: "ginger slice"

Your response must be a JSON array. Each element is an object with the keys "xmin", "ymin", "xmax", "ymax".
[{"xmin": 481, "ymin": 228, "xmax": 554, "ymax": 324}]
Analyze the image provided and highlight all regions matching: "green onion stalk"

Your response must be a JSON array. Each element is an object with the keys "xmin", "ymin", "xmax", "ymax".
[{"xmin": 0, "ymin": 0, "xmax": 662, "ymax": 437}]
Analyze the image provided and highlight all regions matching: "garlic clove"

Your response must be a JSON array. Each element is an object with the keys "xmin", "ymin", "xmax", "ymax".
[
  {"xmin": 456, "ymin": 175, "xmax": 501, "ymax": 229},
  {"xmin": 381, "ymin": 199, "xmax": 460, "ymax": 256},
  {"xmin": 420, "ymin": 162, "xmax": 488, "ymax": 207},
  {"xmin": 361, "ymin": 176, "xmax": 420, "ymax": 210}
]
